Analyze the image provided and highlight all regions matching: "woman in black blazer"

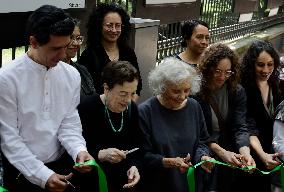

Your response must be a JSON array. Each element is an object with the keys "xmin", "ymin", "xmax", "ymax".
[
  {"xmin": 241, "ymin": 40, "xmax": 284, "ymax": 192},
  {"xmin": 195, "ymin": 43, "xmax": 255, "ymax": 192}
]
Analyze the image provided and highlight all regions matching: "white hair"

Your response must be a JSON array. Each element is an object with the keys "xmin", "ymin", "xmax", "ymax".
[{"xmin": 148, "ymin": 57, "xmax": 201, "ymax": 95}]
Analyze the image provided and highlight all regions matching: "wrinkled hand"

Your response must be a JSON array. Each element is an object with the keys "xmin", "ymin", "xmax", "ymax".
[
  {"xmin": 45, "ymin": 173, "xmax": 72, "ymax": 192},
  {"xmin": 240, "ymin": 154, "xmax": 256, "ymax": 173},
  {"xmin": 219, "ymin": 150, "xmax": 243, "ymax": 167},
  {"xmin": 162, "ymin": 155, "xmax": 192, "ymax": 173},
  {"xmin": 201, "ymin": 156, "xmax": 215, "ymax": 173},
  {"xmin": 123, "ymin": 166, "xmax": 140, "ymax": 189},
  {"xmin": 261, "ymin": 152, "xmax": 281, "ymax": 169},
  {"xmin": 179, "ymin": 153, "xmax": 192, "ymax": 173},
  {"xmin": 98, "ymin": 148, "xmax": 126, "ymax": 164},
  {"xmin": 242, "ymin": 154, "xmax": 256, "ymax": 167},
  {"xmin": 73, "ymin": 151, "xmax": 94, "ymax": 173}
]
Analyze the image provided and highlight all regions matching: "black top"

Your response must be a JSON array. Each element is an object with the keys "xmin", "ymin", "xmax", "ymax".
[
  {"xmin": 79, "ymin": 44, "xmax": 142, "ymax": 95},
  {"xmin": 175, "ymin": 54, "xmax": 198, "ymax": 68},
  {"xmin": 138, "ymin": 97, "xmax": 210, "ymax": 192},
  {"xmin": 78, "ymin": 94, "xmax": 144, "ymax": 191},
  {"xmin": 195, "ymin": 84, "xmax": 250, "ymax": 152},
  {"xmin": 244, "ymin": 81, "xmax": 284, "ymax": 163},
  {"xmin": 70, "ymin": 61, "xmax": 96, "ymax": 97}
]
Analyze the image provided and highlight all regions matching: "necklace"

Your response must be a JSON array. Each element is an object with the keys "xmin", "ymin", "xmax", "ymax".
[{"xmin": 104, "ymin": 99, "xmax": 124, "ymax": 133}]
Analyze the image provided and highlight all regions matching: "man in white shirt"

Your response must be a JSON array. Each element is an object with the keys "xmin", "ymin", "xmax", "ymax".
[{"xmin": 0, "ymin": 5, "xmax": 94, "ymax": 192}]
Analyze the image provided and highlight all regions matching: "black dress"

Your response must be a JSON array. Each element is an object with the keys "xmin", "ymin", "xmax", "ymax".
[
  {"xmin": 70, "ymin": 61, "xmax": 95, "ymax": 97},
  {"xmin": 240, "ymin": 82, "xmax": 284, "ymax": 192},
  {"xmin": 77, "ymin": 94, "xmax": 144, "ymax": 192},
  {"xmin": 79, "ymin": 44, "xmax": 142, "ymax": 95}
]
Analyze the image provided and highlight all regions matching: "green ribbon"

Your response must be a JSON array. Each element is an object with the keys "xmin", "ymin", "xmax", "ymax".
[
  {"xmin": 187, "ymin": 159, "xmax": 284, "ymax": 192},
  {"xmin": 75, "ymin": 159, "xmax": 108, "ymax": 192},
  {"xmin": 0, "ymin": 187, "xmax": 8, "ymax": 192}
]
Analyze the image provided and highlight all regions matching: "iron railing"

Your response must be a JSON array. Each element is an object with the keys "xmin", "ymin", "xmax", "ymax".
[
  {"xmin": 156, "ymin": 0, "xmax": 284, "ymax": 63},
  {"xmin": 1, "ymin": 0, "xmax": 284, "ymax": 66}
]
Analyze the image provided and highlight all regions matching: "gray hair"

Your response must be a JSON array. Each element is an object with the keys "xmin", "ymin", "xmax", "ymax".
[{"xmin": 149, "ymin": 57, "xmax": 201, "ymax": 95}]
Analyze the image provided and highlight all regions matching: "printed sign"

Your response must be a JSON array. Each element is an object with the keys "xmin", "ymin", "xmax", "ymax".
[{"xmin": 0, "ymin": 0, "xmax": 85, "ymax": 13}]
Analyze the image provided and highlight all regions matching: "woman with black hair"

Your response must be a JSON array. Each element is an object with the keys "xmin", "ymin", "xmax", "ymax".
[
  {"xmin": 79, "ymin": 3, "xmax": 142, "ymax": 102},
  {"xmin": 241, "ymin": 40, "xmax": 284, "ymax": 192},
  {"xmin": 177, "ymin": 19, "xmax": 209, "ymax": 67}
]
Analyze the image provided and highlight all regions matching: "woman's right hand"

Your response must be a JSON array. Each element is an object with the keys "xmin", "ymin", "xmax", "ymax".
[
  {"xmin": 162, "ymin": 156, "xmax": 192, "ymax": 173},
  {"xmin": 98, "ymin": 148, "xmax": 126, "ymax": 163},
  {"xmin": 219, "ymin": 150, "xmax": 243, "ymax": 167}
]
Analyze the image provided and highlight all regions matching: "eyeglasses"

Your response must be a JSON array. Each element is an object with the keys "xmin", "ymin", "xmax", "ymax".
[
  {"xmin": 103, "ymin": 23, "xmax": 123, "ymax": 31},
  {"xmin": 70, "ymin": 35, "xmax": 84, "ymax": 45},
  {"xmin": 214, "ymin": 69, "xmax": 234, "ymax": 78}
]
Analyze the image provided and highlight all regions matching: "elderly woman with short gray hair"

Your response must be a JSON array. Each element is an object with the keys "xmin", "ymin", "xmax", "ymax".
[{"xmin": 138, "ymin": 57, "xmax": 213, "ymax": 192}]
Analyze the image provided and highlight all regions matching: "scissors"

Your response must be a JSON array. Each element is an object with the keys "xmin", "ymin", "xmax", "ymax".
[
  {"xmin": 125, "ymin": 148, "xmax": 139, "ymax": 155},
  {"xmin": 64, "ymin": 176, "xmax": 76, "ymax": 189}
]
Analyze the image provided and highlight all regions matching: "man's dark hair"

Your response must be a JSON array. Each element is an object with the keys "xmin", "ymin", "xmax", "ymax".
[
  {"xmin": 26, "ymin": 5, "xmax": 75, "ymax": 45},
  {"xmin": 181, "ymin": 19, "xmax": 209, "ymax": 47},
  {"xmin": 102, "ymin": 61, "xmax": 139, "ymax": 90}
]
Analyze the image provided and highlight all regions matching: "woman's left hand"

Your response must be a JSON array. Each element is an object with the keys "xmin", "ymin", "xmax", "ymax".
[
  {"xmin": 261, "ymin": 152, "xmax": 281, "ymax": 169},
  {"xmin": 242, "ymin": 154, "xmax": 256, "ymax": 167},
  {"xmin": 123, "ymin": 166, "xmax": 140, "ymax": 189},
  {"xmin": 200, "ymin": 156, "xmax": 215, "ymax": 173}
]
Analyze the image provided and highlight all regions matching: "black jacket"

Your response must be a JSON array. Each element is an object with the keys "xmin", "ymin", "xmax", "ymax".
[
  {"xmin": 79, "ymin": 43, "xmax": 142, "ymax": 95},
  {"xmin": 194, "ymin": 84, "xmax": 250, "ymax": 152}
]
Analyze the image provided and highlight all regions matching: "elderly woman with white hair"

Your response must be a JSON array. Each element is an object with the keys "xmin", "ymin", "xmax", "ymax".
[{"xmin": 138, "ymin": 57, "xmax": 214, "ymax": 192}]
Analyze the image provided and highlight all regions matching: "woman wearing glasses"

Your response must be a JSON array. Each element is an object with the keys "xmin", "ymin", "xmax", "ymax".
[
  {"xmin": 195, "ymin": 43, "xmax": 255, "ymax": 192},
  {"xmin": 241, "ymin": 40, "xmax": 283, "ymax": 192},
  {"xmin": 63, "ymin": 19, "xmax": 95, "ymax": 97},
  {"xmin": 79, "ymin": 3, "xmax": 142, "ymax": 102}
]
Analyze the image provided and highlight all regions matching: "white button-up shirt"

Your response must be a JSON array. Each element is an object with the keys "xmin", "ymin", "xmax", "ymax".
[{"xmin": 0, "ymin": 53, "xmax": 87, "ymax": 188}]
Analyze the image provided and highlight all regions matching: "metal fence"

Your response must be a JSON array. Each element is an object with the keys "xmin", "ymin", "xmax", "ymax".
[
  {"xmin": 1, "ymin": 0, "xmax": 284, "ymax": 66},
  {"xmin": 156, "ymin": 0, "xmax": 284, "ymax": 63}
]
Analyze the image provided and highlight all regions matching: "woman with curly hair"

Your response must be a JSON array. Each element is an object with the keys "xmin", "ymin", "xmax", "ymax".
[
  {"xmin": 177, "ymin": 19, "xmax": 209, "ymax": 67},
  {"xmin": 241, "ymin": 40, "xmax": 283, "ymax": 192},
  {"xmin": 195, "ymin": 43, "xmax": 255, "ymax": 192},
  {"xmin": 79, "ymin": 3, "xmax": 142, "ymax": 101}
]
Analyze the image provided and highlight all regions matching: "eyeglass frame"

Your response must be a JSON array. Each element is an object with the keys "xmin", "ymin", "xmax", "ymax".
[
  {"xmin": 103, "ymin": 23, "xmax": 124, "ymax": 31},
  {"xmin": 213, "ymin": 69, "xmax": 234, "ymax": 78},
  {"xmin": 69, "ymin": 35, "xmax": 84, "ymax": 45}
]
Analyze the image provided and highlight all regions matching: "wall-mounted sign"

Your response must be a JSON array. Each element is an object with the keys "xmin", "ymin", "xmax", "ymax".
[
  {"xmin": 238, "ymin": 12, "xmax": 253, "ymax": 22},
  {"xmin": 145, "ymin": 0, "xmax": 196, "ymax": 5},
  {"xmin": 0, "ymin": 0, "xmax": 85, "ymax": 13},
  {"xmin": 268, "ymin": 7, "xmax": 279, "ymax": 16}
]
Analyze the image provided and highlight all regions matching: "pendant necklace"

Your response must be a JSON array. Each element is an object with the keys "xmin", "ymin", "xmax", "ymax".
[{"xmin": 104, "ymin": 98, "xmax": 124, "ymax": 133}]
